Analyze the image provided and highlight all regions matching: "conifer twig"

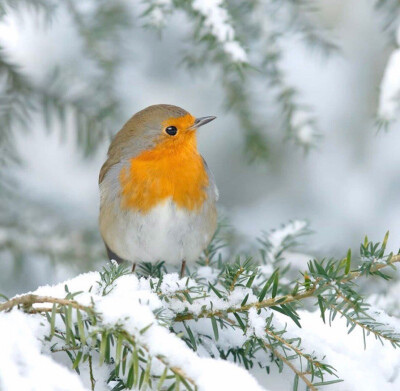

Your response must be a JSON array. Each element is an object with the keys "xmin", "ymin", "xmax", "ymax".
[
  {"xmin": 2, "ymin": 255, "xmax": 399, "ymax": 323},
  {"xmin": 0, "ymin": 295, "xmax": 196, "ymax": 388},
  {"xmin": 88, "ymin": 355, "xmax": 95, "ymax": 391},
  {"xmin": 0, "ymin": 294, "xmax": 90, "ymax": 313},
  {"xmin": 230, "ymin": 267, "xmax": 245, "ymax": 291},
  {"xmin": 263, "ymin": 341, "xmax": 317, "ymax": 391},
  {"xmin": 174, "ymin": 254, "xmax": 400, "ymax": 322},
  {"xmin": 264, "ymin": 327, "xmax": 320, "ymax": 370},
  {"xmin": 120, "ymin": 331, "xmax": 196, "ymax": 387}
]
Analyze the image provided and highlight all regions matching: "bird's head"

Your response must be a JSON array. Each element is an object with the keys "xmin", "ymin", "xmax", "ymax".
[{"xmin": 114, "ymin": 104, "xmax": 216, "ymax": 158}]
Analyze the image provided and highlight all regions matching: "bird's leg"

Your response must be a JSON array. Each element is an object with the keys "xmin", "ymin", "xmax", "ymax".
[
  {"xmin": 131, "ymin": 263, "xmax": 136, "ymax": 273},
  {"xmin": 180, "ymin": 260, "xmax": 186, "ymax": 278}
]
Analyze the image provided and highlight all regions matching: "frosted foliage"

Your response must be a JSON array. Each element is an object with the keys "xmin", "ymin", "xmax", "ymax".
[
  {"xmin": 146, "ymin": 0, "xmax": 172, "ymax": 28},
  {"xmin": 264, "ymin": 220, "xmax": 307, "ymax": 262},
  {"xmin": 18, "ymin": 271, "xmax": 266, "ymax": 391},
  {"xmin": 2, "ymin": 256, "xmax": 400, "ymax": 391},
  {"xmin": 192, "ymin": 0, "xmax": 248, "ymax": 62},
  {"xmin": 223, "ymin": 41, "xmax": 248, "ymax": 63},
  {"xmin": 247, "ymin": 307, "xmax": 267, "ymax": 338},
  {"xmin": 291, "ymin": 110, "xmax": 318, "ymax": 146}
]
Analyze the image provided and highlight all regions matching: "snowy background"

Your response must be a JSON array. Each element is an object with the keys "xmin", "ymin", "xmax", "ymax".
[
  {"xmin": 1, "ymin": 0, "xmax": 400, "ymax": 296},
  {"xmin": 1, "ymin": 1, "xmax": 400, "ymax": 390}
]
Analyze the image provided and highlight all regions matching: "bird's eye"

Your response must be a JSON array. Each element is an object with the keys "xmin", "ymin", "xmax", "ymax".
[{"xmin": 165, "ymin": 126, "xmax": 177, "ymax": 136}]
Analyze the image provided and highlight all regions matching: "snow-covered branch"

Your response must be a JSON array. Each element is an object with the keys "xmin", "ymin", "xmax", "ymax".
[{"xmin": 1, "ymin": 230, "xmax": 400, "ymax": 390}]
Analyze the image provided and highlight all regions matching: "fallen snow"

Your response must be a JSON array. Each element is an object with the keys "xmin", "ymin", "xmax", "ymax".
[
  {"xmin": 247, "ymin": 307, "xmax": 268, "ymax": 338},
  {"xmin": 282, "ymin": 309, "xmax": 400, "ymax": 391},
  {"xmin": 11, "ymin": 270, "xmax": 267, "ymax": 391},
  {"xmin": 2, "ymin": 265, "xmax": 400, "ymax": 391},
  {"xmin": 0, "ymin": 310, "xmax": 89, "ymax": 391}
]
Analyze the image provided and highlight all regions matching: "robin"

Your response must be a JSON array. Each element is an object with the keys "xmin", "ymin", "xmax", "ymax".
[{"xmin": 99, "ymin": 104, "xmax": 218, "ymax": 276}]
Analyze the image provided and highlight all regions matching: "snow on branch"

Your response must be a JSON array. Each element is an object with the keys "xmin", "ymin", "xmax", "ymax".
[
  {"xmin": 258, "ymin": 220, "xmax": 309, "ymax": 264},
  {"xmin": 1, "ymin": 229, "xmax": 400, "ymax": 390},
  {"xmin": 144, "ymin": 0, "xmax": 248, "ymax": 63},
  {"xmin": 1, "ymin": 269, "xmax": 266, "ymax": 390},
  {"xmin": 191, "ymin": 0, "xmax": 247, "ymax": 63},
  {"xmin": 143, "ymin": 0, "xmax": 172, "ymax": 29}
]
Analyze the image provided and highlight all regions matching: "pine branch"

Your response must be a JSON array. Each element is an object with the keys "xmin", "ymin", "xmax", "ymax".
[
  {"xmin": 264, "ymin": 340, "xmax": 317, "ymax": 391},
  {"xmin": 0, "ymin": 292, "xmax": 196, "ymax": 389},
  {"xmin": 264, "ymin": 326, "xmax": 324, "ymax": 375},
  {"xmin": 2, "ymin": 233, "xmax": 400, "ymax": 390},
  {"xmin": 88, "ymin": 354, "xmax": 95, "ymax": 391},
  {"xmin": 0, "ymin": 294, "xmax": 90, "ymax": 313},
  {"xmin": 120, "ymin": 330, "xmax": 196, "ymax": 388},
  {"xmin": 230, "ymin": 267, "xmax": 245, "ymax": 291},
  {"xmin": 174, "ymin": 254, "xmax": 400, "ymax": 322},
  {"xmin": 326, "ymin": 300, "xmax": 400, "ymax": 347}
]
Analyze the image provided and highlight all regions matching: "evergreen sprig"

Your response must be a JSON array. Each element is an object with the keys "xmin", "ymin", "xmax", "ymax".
[{"xmin": 2, "ymin": 231, "xmax": 400, "ymax": 390}]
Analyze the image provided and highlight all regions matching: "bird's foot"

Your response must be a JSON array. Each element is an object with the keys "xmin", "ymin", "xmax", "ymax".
[{"xmin": 180, "ymin": 260, "xmax": 186, "ymax": 278}]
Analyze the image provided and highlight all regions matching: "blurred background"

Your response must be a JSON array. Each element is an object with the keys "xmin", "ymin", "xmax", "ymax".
[{"xmin": 1, "ymin": 0, "xmax": 400, "ymax": 297}]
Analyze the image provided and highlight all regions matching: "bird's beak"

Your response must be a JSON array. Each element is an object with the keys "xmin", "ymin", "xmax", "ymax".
[{"xmin": 190, "ymin": 116, "xmax": 216, "ymax": 129}]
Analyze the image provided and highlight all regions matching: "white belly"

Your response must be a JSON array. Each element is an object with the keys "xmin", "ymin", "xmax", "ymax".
[{"xmin": 101, "ymin": 198, "xmax": 216, "ymax": 265}]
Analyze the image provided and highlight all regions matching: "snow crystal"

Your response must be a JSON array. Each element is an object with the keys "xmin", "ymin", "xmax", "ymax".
[
  {"xmin": 158, "ymin": 273, "xmax": 196, "ymax": 294},
  {"xmin": 228, "ymin": 287, "xmax": 257, "ymax": 307},
  {"xmin": 248, "ymin": 307, "xmax": 267, "ymax": 338}
]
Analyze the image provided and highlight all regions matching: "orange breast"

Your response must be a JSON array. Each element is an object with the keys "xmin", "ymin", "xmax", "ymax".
[{"xmin": 119, "ymin": 131, "xmax": 209, "ymax": 213}]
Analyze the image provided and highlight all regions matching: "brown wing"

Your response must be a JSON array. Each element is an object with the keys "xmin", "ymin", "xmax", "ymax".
[
  {"xmin": 99, "ymin": 132, "xmax": 128, "ymax": 184},
  {"xmin": 99, "ymin": 157, "xmax": 117, "ymax": 184},
  {"xmin": 104, "ymin": 242, "xmax": 126, "ymax": 264}
]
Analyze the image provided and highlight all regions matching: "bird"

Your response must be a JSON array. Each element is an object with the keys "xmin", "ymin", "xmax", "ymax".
[{"xmin": 99, "ymin": 104, "xmax": 218, "ymax": 276}]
